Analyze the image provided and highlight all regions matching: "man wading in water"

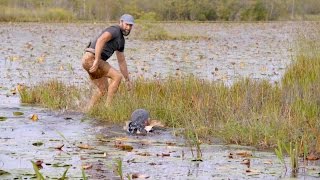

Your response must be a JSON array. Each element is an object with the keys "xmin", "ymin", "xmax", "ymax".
[{"xmin": 82, "ymin": 14, "xmax": 134, "ymax": 109}]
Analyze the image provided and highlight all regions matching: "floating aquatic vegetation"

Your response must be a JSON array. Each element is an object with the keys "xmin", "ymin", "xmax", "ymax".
[
  {"xmin": 32, "ymin": 142, "xmax": 44, "ymax": 146},
  {"xmin": 0, "ymin": 170, "xmax": 10, "ymax": 176},
  {"xmin": 0, "ymin": 116, "xmax": 7, "ymax": 121},
  {"xmin": 114, "ymin": 141, "xmax": 134, "ymax": 152},
  {"xmin": 77, "ymin": 144, "xmax": 95, "ymax": 150},
  {"xmin": 13, "ymin": 111, "xmax": 24, "ymax": 116}
]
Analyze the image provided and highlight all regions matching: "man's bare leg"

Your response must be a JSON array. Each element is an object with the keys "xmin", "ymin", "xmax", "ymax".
[
  {"xmin": 82, "ymin": 53, "xmax": 123, "ymax": 108},
  {"xmin": 87, "ymin": 76, "xmax": 109, "ymax": 110},
  {"xmin": 105, "ymin": 68, "xmax": 123, "ymax": 106}
]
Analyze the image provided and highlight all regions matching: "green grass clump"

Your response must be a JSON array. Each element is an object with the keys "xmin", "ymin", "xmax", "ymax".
[
  {"xmin": 87, "ymin": 70, "xmax": 319, "ymax": 151},
  {"xmin": 0, "ymin": 6, "xmax": 74, "ymax": 22},
  {"xmin": 0, "ymin": 6, "xmax": 35, "ymax": 22},
  {"xmin": 133, "ymin": 23, "xmax": 206, "ymax": 41},
  {"xmin": 19, "ymin": 80, "xmax": 81, "ymax": 109},
  {"xmin": 42, "ymin": 8, "xmax": 74, "ymax": 22}
]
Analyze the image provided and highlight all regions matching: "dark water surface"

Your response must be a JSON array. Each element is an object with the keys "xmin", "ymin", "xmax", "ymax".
[{"xmin": 1, "ymin": 94, "xmax": 319, "ymax": 179}]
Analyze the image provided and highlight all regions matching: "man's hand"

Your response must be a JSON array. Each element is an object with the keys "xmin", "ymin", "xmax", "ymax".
[
  {"xmin": 89, "ymin": 59, "xmax": 99, "ymax": 73},
  {"xmin": 89, "ymin": 31, "xmax": 112, "ymax": 73},
  {"xmin": 126, "ymin": 81, "xmax": 133, "ymax": 91}
]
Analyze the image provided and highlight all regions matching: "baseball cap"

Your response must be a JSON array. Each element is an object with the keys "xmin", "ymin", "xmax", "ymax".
[{"xmin": 120, "ymin": 14, "xmax": 134, "ymax": 25}]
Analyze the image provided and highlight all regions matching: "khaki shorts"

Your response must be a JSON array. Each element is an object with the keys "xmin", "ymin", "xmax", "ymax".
[{"xmin": 82, "ymin": 51, "xmax": 110, "ymax": 80}]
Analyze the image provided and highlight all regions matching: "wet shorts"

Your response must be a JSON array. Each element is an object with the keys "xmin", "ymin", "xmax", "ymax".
[{"xmin": 82, "ymin": 48, "xmax": 110, "ymax": 79}]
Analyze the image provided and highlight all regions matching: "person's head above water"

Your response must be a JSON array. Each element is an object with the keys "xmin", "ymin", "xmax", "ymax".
[{"xmin": 127, "ymin": 109, "xmax": 150, "ymax": 134}]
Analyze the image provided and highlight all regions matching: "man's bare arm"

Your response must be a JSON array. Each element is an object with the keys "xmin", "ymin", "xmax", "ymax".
[
  {"xmin": 116, "ymin": 51, "xmax": 132, "ymax": 90},
  {"xmin": 89, "ymin": 32, "xmax": 112, "ymax": 73},
  {"xmin": 116, "ymin": 51, "xmax": 130, "ymax": 81}
]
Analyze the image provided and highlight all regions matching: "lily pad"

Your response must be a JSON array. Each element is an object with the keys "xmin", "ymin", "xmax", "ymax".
[
  {"xmin": 0, "ymin": 170, "xmax": 10, "ymax": 176},
  {"xmin": 114, "ymin": 142, "xmax": 133, "ymax": 152},
  {"xmin": 13, "ymin": 111, "xmax": 24, "ymax": 116},
  {"xmin": 0, "ymin": 116, "xmax": 7, "ymax": 121},
  {"xmin": 32, "ymin": 142, "xmax": 44, "ymax": 146},
  {"xmin": 77, "ymin": 144, "xmax": 95, "ymax": 150},
  {"xmin": 52, "ymin": 163, "xmax": 71, "ymax": 168}
]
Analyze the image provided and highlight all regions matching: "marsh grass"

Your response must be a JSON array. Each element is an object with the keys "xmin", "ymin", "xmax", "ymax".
[
  {"xmin": 20, "ymin": 38, "xmax": 320, "ymax": 152},
  {"xmin": 275, "ymin": 140, "xmax": 286, "ymax": 171},
  {"xmin": 31, "ymin": 161, "xmax": 70, "ymax": 180},
  {"xmin": 31, "ymin": 161, "xmax": 45, "ymax": 180},
  {"xmin": 20, "ymin": 80, "xmax": 81, "ymax": 109},
  {"xmin": 275, "ymin": 140, "xmax": 305, "ymax": 177},
  {"xmin": 133, "ymin": 23, "xmax": 207, "ymax": 41},
  {"xmin": 81, "ymin": 168, "xmax": 88, "ymax": 180},
  {"xmin": 285, "ymin": 142, "xmax": 299, "ymax": 175},
  {"xmin": 114, "ymin": 158, "xmax": 124, "ymax": 180},
  {"xmin": 185, "ymin": 129, "xmax": 203, "ymax": 161},
  {"xmin": 0, "ymin": 6, "xmax": 74, "ymax": 22}
]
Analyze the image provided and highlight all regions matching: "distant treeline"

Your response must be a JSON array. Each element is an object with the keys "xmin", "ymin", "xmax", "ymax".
[{"xmin": 1, "ymin": 0, "xmax": 320, "ymax": 22}]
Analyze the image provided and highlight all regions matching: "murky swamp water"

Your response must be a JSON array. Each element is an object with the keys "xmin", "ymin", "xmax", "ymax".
[{"xmin": 1, "ymin": 22, "xmax": 320, "ymax": 179}]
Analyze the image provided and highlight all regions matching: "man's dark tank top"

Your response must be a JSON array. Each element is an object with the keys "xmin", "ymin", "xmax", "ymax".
[{"xmin": 88, "ymin": 25, "xmax": 125, "ymax": 61}]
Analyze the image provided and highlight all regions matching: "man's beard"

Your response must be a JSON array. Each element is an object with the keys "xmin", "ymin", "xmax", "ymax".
[{"xmin": 122, "ymin": 30, "xmax": 131, "ymax": 36}]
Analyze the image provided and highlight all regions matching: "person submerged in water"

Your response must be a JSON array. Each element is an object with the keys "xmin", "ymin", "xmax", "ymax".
[{"xmin": 127, "ymin": 109, "xmax": 150, "ymax": 135}]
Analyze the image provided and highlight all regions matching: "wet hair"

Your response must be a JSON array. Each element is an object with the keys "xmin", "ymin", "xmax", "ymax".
[{"xmin": 127, "ymin": 109, "xmax": 149, "ymax": 134}]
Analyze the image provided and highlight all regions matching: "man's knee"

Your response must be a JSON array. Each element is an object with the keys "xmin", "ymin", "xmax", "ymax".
[
  {"xmin": 106, "ymin": 66, "xmax": 123, "ymax": 83},
  {"xmin": 113, "ymin": 73, "xmax": 123, "ymax": 82},
  {"xmin": 97, "ymin": 89, "xmax": 107, "ymax": 96}
]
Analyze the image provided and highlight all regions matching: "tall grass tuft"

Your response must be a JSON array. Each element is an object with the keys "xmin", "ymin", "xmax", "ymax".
[
  {"xmin": 31, "ymin": 161, "xmax": 45, "ymax": 180},
  {"xmin": 275, "ymin": 140, "xmax": 301, "ymax": 176},
  {"xmin": 81, "ymin": 168, "xmax": 88, "ymax": 180},
  {"xmin": 0, "ymin": 6, "xmax": 74, "ymax": 22},
  {"xmin": 275, "ymin": 140, "xmax": 286, "ymax": 171},
  {"xmin": 133, "ymin": 23, "xmax": 206, "ymax": 41},
  {"xmin": 19, "ymin": 80, "xmax": 81, "ymax": 109},
  {"xmin": 42, "ymin": 8, "xmax": 74, "ymax": 22},
  {"xmin": 114, "ymin": 158, "xmax": 124, "ymax": 180}
]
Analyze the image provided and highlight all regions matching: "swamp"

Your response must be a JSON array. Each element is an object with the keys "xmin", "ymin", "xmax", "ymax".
[{"xmin": 1, "ymin": 21, "xmax": 320, "ymax": 179}]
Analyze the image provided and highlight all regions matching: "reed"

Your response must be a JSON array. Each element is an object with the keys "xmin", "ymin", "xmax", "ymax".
[
  {"xmin": 20, "ymin": 80, "xmax": 81, "ymax": 109},
  {"xmin": 31, "ymin": 161, "xmax": 70, "ymax": 179},
  {"xmin": 275, "ymin": 140, "xmax": 301, "ymax": 176},
  {"xmin": 275, "ymin": 140, "xmax": 287, "ymax": 171},
  {"xmin": 81, "ymin": 168, "xmax": 88, "ymax": 180},
  {"xmin": 114, "ymin": 158, "xmax": 124, "ymax": 180},
  {"xmin": 31, "ymin": 161, "xmax": 45, "ymax": 180}
]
